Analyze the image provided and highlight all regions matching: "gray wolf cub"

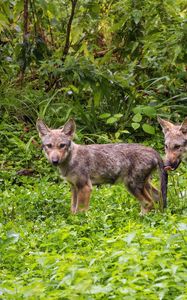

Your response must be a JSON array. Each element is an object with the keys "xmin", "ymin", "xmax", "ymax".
[
  {"xmin": 36, "ymin": 119, "xmax": 167, "ymax": 215},
  {"xmin": 158, "ymin": 117, "xmax": 187, "ymax": 171}
]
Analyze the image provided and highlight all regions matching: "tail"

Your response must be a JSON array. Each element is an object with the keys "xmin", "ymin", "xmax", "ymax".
[{"xmin": 158, "ymin": 159, "xmax": 168, "ymax": 209}]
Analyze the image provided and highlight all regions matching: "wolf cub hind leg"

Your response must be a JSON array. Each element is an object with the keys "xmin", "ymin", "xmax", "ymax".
[{"xmin": 126, "ymin": 180, "xmax": 154, "ymax": 215}]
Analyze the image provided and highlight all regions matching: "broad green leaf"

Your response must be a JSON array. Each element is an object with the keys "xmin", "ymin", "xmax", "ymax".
[
  {"xmin": 142, "ymin": 124, "xmax": 155, "ymax": 134},
  {"xmin": 131, "ymin": 122, "xmax": 140, "ymax": 130},
  {"xmin": 113, "ymin": 113, "xmax": 123, "ymax": 119},
  {"xmin": 120, "ymin": 130, "xmax": 130, "ymax": 134},
  {"xmin": 133, "ymin": 106, "xmax": 143, "ymax": 114},
  {"xmin": 99, "ymin": 113, "xmax": 111, "ymax": 119},
  {"xmin": 132, "ymin": 9, "xmax": 142, "ymax": 25},
  {"xmin": 132, "ymin": 113, "xmax": 142, "ymax": 122},
  {"xmin": 142, "ymin": 106, "xmax": 156, "ymax": 117},
  {"xmin": 106, "ymin": 117, "xmax": 118, "ymax": 124},
  {"xmin": 133, "ymin": 106, "xmax": 156, "ymax": 117},
  {"xmin": 115, "ymin": 131, "xmax": 120, "ymax": 139}
]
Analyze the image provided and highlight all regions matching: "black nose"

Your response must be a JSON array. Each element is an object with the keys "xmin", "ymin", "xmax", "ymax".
[{"xmin": 52, "ymin": 159, "xmax": 59, "ymax": 166}]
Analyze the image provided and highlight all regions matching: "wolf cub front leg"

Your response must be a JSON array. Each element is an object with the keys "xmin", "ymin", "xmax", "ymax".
[{"xmin": 71, "ymin": 182, "xmax": 92, "ymax": 214}]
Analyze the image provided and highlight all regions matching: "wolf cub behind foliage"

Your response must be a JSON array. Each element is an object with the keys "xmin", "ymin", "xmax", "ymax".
[
  {"xmin": 158, "ymin": 116, "xmax": 187, "ymax": 171},
  {"xmin": 36, "ymin": 118, "xmax": 167, "ymax": 215}
]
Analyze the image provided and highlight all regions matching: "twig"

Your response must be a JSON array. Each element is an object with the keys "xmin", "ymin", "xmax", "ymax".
[{"xmin": 62, "ymin": 0, "xmax": 78, "ymax": 59}]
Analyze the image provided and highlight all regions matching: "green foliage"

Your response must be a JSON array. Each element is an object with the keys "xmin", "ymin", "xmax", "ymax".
[
  {"xmin": 0, "ymin": 1, "xmax": 187, "ymax": 297},
  {"xmin": 0, "ymin": 0, "xmax": 186, "ymax": 138},
  {"xmin": 0, "ymin": 123, "xmax": 187, "ymax": 299},
  {"xmin": 0, "ymin": 2, "xmax": 187, "ymax": 297}
]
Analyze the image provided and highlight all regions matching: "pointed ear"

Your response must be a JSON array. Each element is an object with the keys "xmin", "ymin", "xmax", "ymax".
[
  {"xmin": 62, "ymin": 119, "xmax": 76, "ymax": 138},
  {"xmin": 180, "ymin": 117, "xmax": 187, "ymax": 134},
  {"xmin": 36, "ymin": 119, "xmax": 50, "ymax": 138},
  {"xmin": 157, "ymin": 116, "xmax": 174, "ymax": 134}
]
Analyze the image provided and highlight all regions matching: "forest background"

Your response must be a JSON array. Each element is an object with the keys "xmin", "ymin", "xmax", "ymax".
[{"xmin": 0, "ymin": 1, "xmax": 187, "ymax": 299}]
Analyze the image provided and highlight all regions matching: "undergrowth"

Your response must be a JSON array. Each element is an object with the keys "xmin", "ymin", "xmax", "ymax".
[{"xmin": 0, "ymin": 121, "xmax": 187, "ymax": 300}]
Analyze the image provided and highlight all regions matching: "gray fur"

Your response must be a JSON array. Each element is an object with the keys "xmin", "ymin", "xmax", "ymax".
[{"xmin": 37, "ymin": 118, "xmax": 167, "ymax": 214}]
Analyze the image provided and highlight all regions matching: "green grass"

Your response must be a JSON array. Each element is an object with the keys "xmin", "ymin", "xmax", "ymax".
[
  {"xmin": 0, "ymin": 122, "xmax": 187, "ymax": 299},
  {"xmin": 0, "ymin": 165, "xmax": 187, "ymax": 300}
]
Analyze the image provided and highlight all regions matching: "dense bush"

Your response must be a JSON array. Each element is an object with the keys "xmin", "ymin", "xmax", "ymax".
[{"xmin": 0, "ymin": 0, "xmax": 186, "ymax": 138}]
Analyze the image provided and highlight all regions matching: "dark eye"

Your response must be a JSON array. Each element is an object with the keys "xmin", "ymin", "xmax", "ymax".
[
  {"xmin": 174, "ymin": 145, "xmax": 180, "ymax": 150},
  {"xmin": 165, "ymin": 144, "xmax": 168, "ymax": 149},
  {"xmin": 59, "ymin": 143, "xmax": 66, "ymax": 148},
  {"xmin": 46, "ymin": 143, "xmax": 52, "ymax": 148}
]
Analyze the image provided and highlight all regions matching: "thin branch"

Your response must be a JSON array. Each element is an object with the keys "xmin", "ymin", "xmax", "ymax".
[
  {"xmin": 23, "ymin": 0, "xmax": 29, "ymax": 43},
  {"xmin": 18, "ymin": 0, "xmax": 29, "ymax": 85},
  {"xmin": 62, "ymin": 0, "xmax": 78, "ymax": 59},
  {"xmin": 46, "ymin": 0, "xmax": 78, "ymax": 91},
  {"xmin": 30, "ymin": 0, "xmax": 37, "ymax": 39},
  {"xmin": 47, "ymin": 13, "xmax": 54, "ymax": 46}
]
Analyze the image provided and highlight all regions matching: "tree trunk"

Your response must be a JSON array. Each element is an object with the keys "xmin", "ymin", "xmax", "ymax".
[
  {"xmin": 62, "ymin": 0, "xmax": 78, "ymax": 59},
  {"xmin": 18, "ymin": 0, "xmax": 29, "ymax": 85}
]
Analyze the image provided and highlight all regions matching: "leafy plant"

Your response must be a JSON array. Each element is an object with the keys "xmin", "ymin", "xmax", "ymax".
[{"xmin": 0, "ymin": 122, "xmax": 187, "ymax": 299}]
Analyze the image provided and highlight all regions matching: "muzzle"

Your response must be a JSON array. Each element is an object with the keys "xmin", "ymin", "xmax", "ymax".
[
  {"xmin": 51, "ymin": 158, "xmax": 60, "ymax": 166},
  {"xmin": 164, "ymin": 159, "xmax": 181, "ymax": 171}
]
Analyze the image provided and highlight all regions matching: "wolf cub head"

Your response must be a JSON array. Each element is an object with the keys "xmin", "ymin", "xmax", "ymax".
[
  {"xmin": 158, "ymin": 116, "xmax": 187, "ymax": 170},
  {"xmin": 36, "ymin": 119, "xmax": 76, "ymax": 166}
]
